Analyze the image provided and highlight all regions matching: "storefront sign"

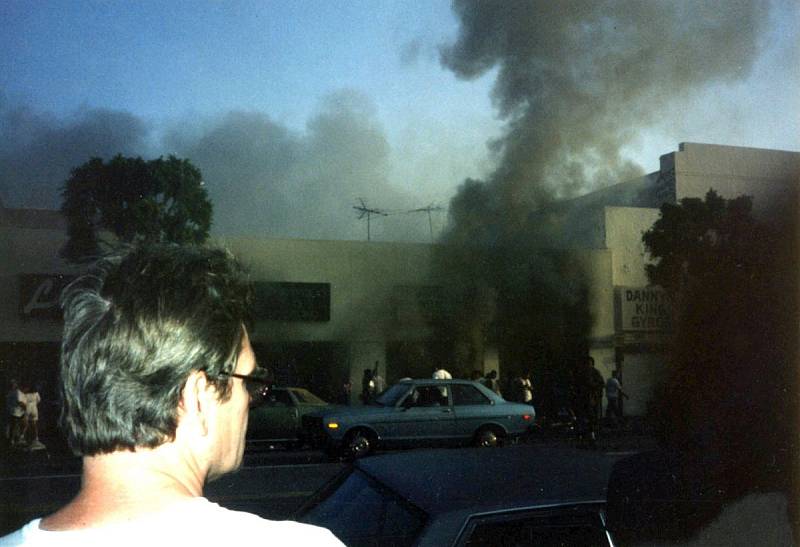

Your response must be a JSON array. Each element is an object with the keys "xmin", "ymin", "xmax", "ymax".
[
  {"xmin": 253, "ymin": 282, "xmax": 330, "ymax": 322},
  {"xmin": 19, "ymin": 274, "xmax": 76, "ymax": 320},
  {"xmin": 617, "ymin": 286, "xmax": 672, "ymax": 332}
]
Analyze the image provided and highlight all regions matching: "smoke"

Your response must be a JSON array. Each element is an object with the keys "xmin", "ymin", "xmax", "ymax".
[
  {"xmin": 429, "ymin": 1, "xmax": 772, "ymax": 395},
  {"xmin": 440, "ymin": 0, "xmax": 770, "ymax": 243},
  {"xmin": 0, "ymin": 100, "xmax": 149, "ymax": 209},
  {"xmin": 1, "ymin": 91, "xmax": 430, "ymax": 242},
  {"xmin": 165, "ymin": 90, "xmax": 428, "ymax": 241}
]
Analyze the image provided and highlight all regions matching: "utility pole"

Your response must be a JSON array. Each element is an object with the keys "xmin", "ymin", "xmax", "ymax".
[{"xmin": 353, "ymin": 198, "xmax": 388, "ymax": 241}]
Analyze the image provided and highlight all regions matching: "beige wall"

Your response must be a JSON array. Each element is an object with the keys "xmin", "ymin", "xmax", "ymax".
[
  {"xmin": 0, "ymin": 227, "xmax": 77, "ymax": 342},
  {"xmin": 217, "ymin": 236, "xmax": 440, "ymax": 345},
  {"xmin": 604, "ymin": 206, "xmax": 661, "ymax": 287},
  {"xmin": 671, "ymin": 142, "xmax": 800, "ymax": 219}
]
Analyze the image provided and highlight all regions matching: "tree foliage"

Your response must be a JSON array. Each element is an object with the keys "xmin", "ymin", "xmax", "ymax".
[
  {"xmin": 642, "ymin": 189, "xmax": 795, "ymax": 491},
  {"xmin": 60, "ymin": 155, "xmax": 212, "ymax": 262},
  {"xmin": 643, "ymin": 189, "xmax": 764, "ymax": 292}
]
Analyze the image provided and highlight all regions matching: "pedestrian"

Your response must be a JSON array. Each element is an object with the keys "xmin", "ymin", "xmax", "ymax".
[
  {"xmin": 483, "ymin": 370, "xmax": 502, "ymax": 397},
  {"xmin": 0, "ymin": 244, "xmax": 343, "ymax": 545},
  {"xmin": 605, "ymin": 370, "xmax": 628, "ymax": 427},
  {"xmin": 432, "ymin": 365, "xmax": 452, "ymax": 380},
  {"xmin": 5, "ymin": 379, "xmax": 25, "ymax": 447},
  {"xmin": 360, "ymin": 368, "xmax": 375, "ymax": 404},
  {"xmin": 338, "ymin": 380, "xmax": 352, "ymax": 406},
  {"xmin": 22, "ymin": 383, "xmax": 44, "ymax": 450},
  {"xmin": 514, "ymin": 371, "xmax": 533, "ymax": 405},
  {"xmin": 574, "ymin": 356, "xmax": 604, "ymax": 445},
  {"xmin": 372, "ymin": 362, "xmax": 386, "ymax": 394}
]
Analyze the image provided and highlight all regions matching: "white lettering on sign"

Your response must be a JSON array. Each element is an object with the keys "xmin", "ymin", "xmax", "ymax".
[
  {"xmin": 23, "ymin": 278, "xmax": 58, "ymax": 315},
  {"xmin": 618, "ymin": 286, "xmax": 672, "ymax": 332}
]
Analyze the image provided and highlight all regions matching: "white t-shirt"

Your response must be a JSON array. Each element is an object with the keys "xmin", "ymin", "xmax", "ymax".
[
  {"xmin": 432, "ymin": 368, "xmax": 452, "ymax": 380},
  {"xmin": 25, "ymin": 392, "xmax": 40, "ymax": 420},
  {"xmin": 0, "ymin": 497, "xmax": 344, "ymax": 546}
]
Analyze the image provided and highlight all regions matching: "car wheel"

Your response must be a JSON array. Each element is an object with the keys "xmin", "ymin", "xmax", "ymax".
[
  {"xmin": 474, "ymin": 426, "xmax": 502, "ymax": 448},
  {"xmin": 344, "ymin": 429, "xmax": 374, "ymax": 459}
]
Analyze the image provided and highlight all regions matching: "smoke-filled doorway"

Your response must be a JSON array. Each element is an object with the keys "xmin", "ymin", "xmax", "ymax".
[
  {"xmin": 250, "ymin": 341, "xmax": 346, "ymax": 403},
  {"xmin": 386, "ymin": 341, "xmax": 452, "ymax": 383}
]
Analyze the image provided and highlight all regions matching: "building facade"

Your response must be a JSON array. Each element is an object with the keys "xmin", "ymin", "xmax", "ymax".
[{"xmin": 1, "ymin": 142, "xmax": 797, "ymax": 422}]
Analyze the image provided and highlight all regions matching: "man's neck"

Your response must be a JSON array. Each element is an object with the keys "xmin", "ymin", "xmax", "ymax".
[{"xmin": 41, "ymin": 444, "xmax": 207, "ymax": 531}]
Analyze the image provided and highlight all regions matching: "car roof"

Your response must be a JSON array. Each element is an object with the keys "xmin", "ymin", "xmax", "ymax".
[
  {"xmin": 396, "ymin": 379, "xmax": 480, "ymax": 384},
  {"xmin": 355, "ymin": 445, "xmax": 617, "ymax": 516}
]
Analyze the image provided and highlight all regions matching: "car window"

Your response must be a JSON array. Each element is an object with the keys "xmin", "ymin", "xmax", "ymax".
[
  {"xmin": 452, "ymin": 384, "xmax": 492, "ymax": 406},
  {"xmin": 300, "ymin": 469, "xmax": 426, "ymax": 547},
  {"xmin": 461, "ymin": 507, "xmax": 610, "ymax": 547},
  {"xmin": 375, "ymin": 383, "xmax": 412, "ymax": 406},
  {"xmin": 291, "ymin": 388, "xmax": 326, "ymax": 405},
  {"xmin": 266, "ymin": 390, "xmax": 293, "ymax": 407},
  {"xmin": 406, "ymin": 385, "xmax": 448, "ymax": 407}
]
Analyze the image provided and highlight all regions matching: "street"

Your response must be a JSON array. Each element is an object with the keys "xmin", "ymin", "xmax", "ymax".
[
  {"xmin": 0, "ymin": 446, "xmax": 346, "ymax": 536},
  {"xmin": 0, "ymin": 428, "xmax": 655, "ymax": 537}
]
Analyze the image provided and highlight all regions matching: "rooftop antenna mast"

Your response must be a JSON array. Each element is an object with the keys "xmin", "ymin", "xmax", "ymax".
[
  {"xmin": 407, "ymin": 204, "xmax": 444, "ymax": 242},
  {"xmin": 353, "ymin": 198, "xmax": 388, "ymax": 241}
]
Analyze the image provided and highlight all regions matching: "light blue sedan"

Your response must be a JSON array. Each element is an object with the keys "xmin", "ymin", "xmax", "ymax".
[{"xmin": 302, "ymin": 379, "xmax": 535, "ymax": 458}]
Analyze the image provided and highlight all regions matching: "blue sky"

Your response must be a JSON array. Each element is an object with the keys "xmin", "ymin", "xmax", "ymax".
[{"xmin": 1, "ymin": 1, "xmax": 798, "ymax": 241}]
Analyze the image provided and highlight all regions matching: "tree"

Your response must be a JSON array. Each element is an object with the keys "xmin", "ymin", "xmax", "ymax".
[
  {"xmin": 642, "ymin": 189, "xmax": 795, "ymax": 492},
  {"xmin": 60, "ymin": 155, "xmax": 212, "ymax": 262}
]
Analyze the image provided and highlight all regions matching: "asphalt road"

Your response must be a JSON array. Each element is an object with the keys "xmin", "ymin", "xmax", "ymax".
[{"xmin": 0, "ymin": 428, "xmax": 657, "ymax": 536}]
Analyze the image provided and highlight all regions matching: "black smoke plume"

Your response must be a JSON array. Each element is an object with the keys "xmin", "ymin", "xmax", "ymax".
[{"xmin": 432, "ymin": 1, "xmax": 771, "ymax": 402}]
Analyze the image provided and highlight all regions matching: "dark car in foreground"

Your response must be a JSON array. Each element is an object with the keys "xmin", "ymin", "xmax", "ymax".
[
  {"xmin": 302, "ymin": 379, "xmax": 535, "ymax": 458},
  {"xmin": 296, "ymin": 445, "xmax": 619, "ymax": 547},
  {"xmin": 247, "ymin": 386, "xmax": 332, "ymax": 446}
]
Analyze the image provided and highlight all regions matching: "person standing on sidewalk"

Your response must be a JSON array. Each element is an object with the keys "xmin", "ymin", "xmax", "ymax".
[
  {"xmin": 5, "ymin": 379, "xmax": 25, "ymax": 447},
  {"xmin": 605, "ymin": 370, "xmax": 628, "ymax": 427}
]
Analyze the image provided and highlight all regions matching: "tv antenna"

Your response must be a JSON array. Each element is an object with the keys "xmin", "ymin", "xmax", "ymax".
[
  {"xmin": 353, "ymin": 198, "xmax": 388, "ymax": 241},
  {"xmin": 407, "ymin": 204, "xmax": 444, "ymax": 242}
]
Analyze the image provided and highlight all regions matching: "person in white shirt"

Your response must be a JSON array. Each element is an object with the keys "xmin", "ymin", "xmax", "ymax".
[
  {"xmin": 22, "ymin": 385, "xmax": 43, "ymax": 449},
  {"xmin": 0, "ymin": 245, "xmax": 343, "ymax": 546},
  {"xmin": 605, "ymin": 370, "xmax": 628, "ymax": 426},
  {"xmin": 432, "ymin": 366, "xmax": 452, "ymax": 380}
]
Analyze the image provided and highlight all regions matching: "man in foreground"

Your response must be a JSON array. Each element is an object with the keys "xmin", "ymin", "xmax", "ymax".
[{"xmin": 1, "ymin": 245, "xmax": 343, "ymax": 545}]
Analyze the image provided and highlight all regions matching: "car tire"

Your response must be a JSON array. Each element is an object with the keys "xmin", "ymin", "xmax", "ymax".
[
  {"xmin": 474, "ymin": 426, "xmax": 502, "ymax": 448},
  {"xmin": 343, "ymin": 428, "xmax": 374, "ymax": 459}
]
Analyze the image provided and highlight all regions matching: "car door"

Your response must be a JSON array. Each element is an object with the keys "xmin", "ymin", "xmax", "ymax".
[
  {"xmin": 248, "ymin": 388, "xmax": 298, "ymax": 440},
  {"xmin": 450, "ymin": 383, "xmax": 496, "ymax": 439},
  {"xmin": 388, "ymin": 384, "xmax": 455, "ymax": 445}
]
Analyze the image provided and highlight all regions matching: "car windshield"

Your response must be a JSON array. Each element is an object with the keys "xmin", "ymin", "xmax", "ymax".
[
  {"xmin": 300, "ymin": 468, "xmax": 426, "ymax": 547},
  {"xmin": 374, "ymin": 383, "xmax": 412, "ymax": 406},
  {"xmin": 291, "ymin": 388, "xmax": 327, "ymax": 405}
]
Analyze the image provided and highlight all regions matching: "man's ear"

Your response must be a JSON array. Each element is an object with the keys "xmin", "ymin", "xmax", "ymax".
[{"xmin": 180, "ymin": 370, "xmax": 214, "ymax": 437}]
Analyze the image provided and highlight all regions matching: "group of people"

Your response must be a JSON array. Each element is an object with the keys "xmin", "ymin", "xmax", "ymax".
[
  {"xmin": 4, "ymin": 380, "xmax": 44, "ymax": 450},
  {"xmin": 506, "ymin": 360, "xmax": 629, "ymax": 436}
]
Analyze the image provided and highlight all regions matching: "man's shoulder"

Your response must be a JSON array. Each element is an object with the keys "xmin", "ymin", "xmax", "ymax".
[{"xmin": 190, "ymin": 499, "xmax": 343, "ymax": 544}]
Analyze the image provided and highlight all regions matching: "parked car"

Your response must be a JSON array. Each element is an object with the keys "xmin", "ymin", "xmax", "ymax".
[
  {"xmin": 296, "ymin": 445, "xmax": 619, "ymax": 547},
  {"xmin": 302, "ymin": 379, "xmax": 535, "ymax": 458},
  {"xmin": 247, "ymin": 386, "xmax": 332, "ymax": 446}
]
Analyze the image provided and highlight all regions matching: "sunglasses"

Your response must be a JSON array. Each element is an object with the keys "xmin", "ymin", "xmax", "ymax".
[{"xmin": 219, "ymin": 366, "xmax": 272, "ymax": 407}]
